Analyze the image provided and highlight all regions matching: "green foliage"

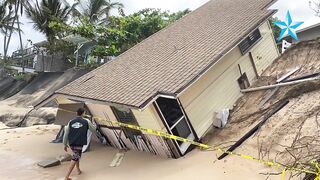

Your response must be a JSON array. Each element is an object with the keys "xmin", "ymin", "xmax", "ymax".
[
  {"xmin": 14, "ymin": 72, "xmax": 34, "ymax": 81},
  {"xmin": 269, "ymin": 17, "xmax": 281, "ymax": 41},
  {"xmin": 0, "ymin": 1, "xmax": 16, "ymax": 35},
  {"xmin": 84, "ymin": 56, "xmax": 101, "ymax": 69},
  {"xmin": 50, "ymin": 8, "xmax": 191, "ymax": 58},
  {"xmin": 71, "ymin": 0, "xmax": 124, "ymax": 24},
  {"xmin": 40, "ymin": 39, "xmax": 75, "ymax": 55},
  {"xmin": 0, "ymin": 58, "xmax": 8, "ymax": 68},
  {"xmin": 24, "ymin": 0, "xmax": 73, "ymax": 43},
  {"xmin": 0, "ymin": 57, "xmax": 13, "ymax": 71}
]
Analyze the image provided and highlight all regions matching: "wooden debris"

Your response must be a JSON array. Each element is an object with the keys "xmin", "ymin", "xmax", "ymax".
[
  {"xmin": 241, "ymin": 76, "xmax": 320, "ymax": 93},
  {"xmin": 283, "ymin": 71, "xmax": 320, "ymax": 83},
  {"xmin": 258, "ymin": 87, "xmax": 279, "ymax": 109},
  {"xmin": 258, "ymin": 68, "xmax": 298, "ymax": 108},
  {"xmin": 37, "ymin": 159, "xmax": 61, "ymax": 168},
  {"xmin": 218, "ymin": 100, "xmax": 289, "ymax": 160},
  {"xmin": 276, "ymin": 67, "xmax": 300, "ymax": 83},
  {"xmin": 109, "ymin": 150, "xmax": 126, "ymax": 167}
]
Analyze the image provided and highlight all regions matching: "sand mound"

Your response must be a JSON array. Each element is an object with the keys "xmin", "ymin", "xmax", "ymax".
[
  {"xmin": 208, "ymin": 40, "xmax": 320, "ymax": 179},
  {"xmin": 0, "ymin": 68, "xmax": 89, "ymax": 127}
]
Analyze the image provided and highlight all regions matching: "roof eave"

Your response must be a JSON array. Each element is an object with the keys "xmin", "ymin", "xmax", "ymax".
[{"xmin": 35, "ymin": 92, "xmax": 142, "ymax": 111}]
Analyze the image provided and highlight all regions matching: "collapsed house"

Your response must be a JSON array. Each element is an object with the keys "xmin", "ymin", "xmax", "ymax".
[{"xmin": 38, "ymin": 0, "xmax": 280, "ymax": 158}]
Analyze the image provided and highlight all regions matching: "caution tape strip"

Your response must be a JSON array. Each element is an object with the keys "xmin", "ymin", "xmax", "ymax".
[{"xmin": 58, "ymin": 108, "xmax": 320, "ymax": 179}]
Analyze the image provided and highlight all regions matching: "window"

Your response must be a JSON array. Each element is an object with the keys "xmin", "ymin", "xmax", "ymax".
[
  {"xmin": 111, "ymin": 106, "xmax": 141, "ymax": 139},
  {"xmin": 237, "ymin": 73, "xmax": 250, "ymax": 89},
  {"xmin": 239, "ymin": 29, "xmax": 262, "ymax": 54},
  {"xmin": 155, "ymin": 98, "xmax": 193, "ymax": 146}
]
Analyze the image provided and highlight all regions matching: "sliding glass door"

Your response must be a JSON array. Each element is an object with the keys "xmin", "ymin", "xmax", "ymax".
[{"xmin": 155, "ymin": 97, "xmax": 195, "ymax": 154}]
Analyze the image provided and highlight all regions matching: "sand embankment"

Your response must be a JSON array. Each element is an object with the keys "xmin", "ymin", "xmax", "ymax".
[{"xmin": 0, "ymin": 68, "xmax": 88, "ymax": 127}]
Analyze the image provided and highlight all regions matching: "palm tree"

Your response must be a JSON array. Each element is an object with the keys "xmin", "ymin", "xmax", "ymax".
[
  {"xmin": 0, "ymin": 1, "xmax": 19, "ymax": 62},
  {"xmin": 73, "ymin": 0, "xmax": 124, "ymax": 24},
  {"xmin": 24, "ymin": 0, "xmax": 72, "ymax": 43},
  {"xmin": 4, "ymin": 0, "xmax": 26, "ymax": 71}
]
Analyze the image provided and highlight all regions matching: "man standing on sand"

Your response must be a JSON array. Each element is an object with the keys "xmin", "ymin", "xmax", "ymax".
[{"xmin": 63, "ymin": 108, "xmax": 96, "ymax": 180}]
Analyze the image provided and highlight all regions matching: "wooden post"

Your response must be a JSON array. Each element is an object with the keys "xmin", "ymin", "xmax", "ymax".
[
  {"xmin": 75, "ymin": 43, "xmax": 80, "ymax": 67},
  {"xmin": 238, "ymin": 64, "xmax": 243, "ymax": 76},
  {"xmin": 241, "ymin": 76, "xmax": 320, "ymax": 93},
  {"xmin": 249, "ymin": 52, "xmax": 259, "ymax": 79}
]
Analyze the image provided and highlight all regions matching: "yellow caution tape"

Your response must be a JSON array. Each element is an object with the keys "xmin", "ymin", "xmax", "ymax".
[
  {"xmin": 58, "ymin": 108, "xmax": 320, "ymax": 179},
  {"xmin": 281, "ymin": 168, "xmax": 287, "ymax": 180}
]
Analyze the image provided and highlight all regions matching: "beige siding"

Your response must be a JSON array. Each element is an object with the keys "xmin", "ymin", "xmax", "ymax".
[
  {"xmin": 86, "ymin": 103, "xmax": 174, "ymax": 157},
  {"xmin": 132, "ymin": 105, "xmax": 167, "ymax": 132},
  {"xmin": 86, "ymin": 103, "xmax": 166, "ymax": 133},
  {"xmin": 179, "ymin": 21, "xmax": 279, "ymax": 138},
  {"xmin": 86, "ymin": 103, "xmax": 118, "ymax": 126},
  {"xmin": 251, "ymin": 21, "xmax": 280, "ymax": 75}
]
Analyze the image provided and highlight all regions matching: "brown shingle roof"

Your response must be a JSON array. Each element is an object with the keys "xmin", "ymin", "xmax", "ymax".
[{"xmin": 56, "ymin": 0, "xmax": 277, "ymax": 109}]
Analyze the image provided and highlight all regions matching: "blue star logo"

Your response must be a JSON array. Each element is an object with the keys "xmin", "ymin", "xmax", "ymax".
[{"xmin": 273, "ymin": 11, "xmax": 304, "ymax": 41}]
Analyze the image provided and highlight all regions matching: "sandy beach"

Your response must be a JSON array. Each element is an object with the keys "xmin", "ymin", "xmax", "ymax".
[{"xmin": 0, "ymin": 124, "xmax": 280, "ymax": 180}]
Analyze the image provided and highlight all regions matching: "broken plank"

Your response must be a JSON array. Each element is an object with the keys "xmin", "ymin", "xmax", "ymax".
[
  {"xmin": 241, "ymin": 76, "xmax": 320, "ymax": 93},
  {"xmin": 258, "ymin": 87, "xmax": 279, "ymax": 109},
  {"xmin": 37, "ymin": 159, "xmax": 61, "ymax": 168},
  {"xmin": 276, "ymin": 67, "xmax": 300, "ymax": 83},
  {"xmin": 109, "ymin": 151, "xmax": 126, "ymax": 167},
  {"xmin": 258, "ymin": 68, "xmax": 297, "ymax": 108},
  {"xmin": 217, "ymin": 100, "xmax": 289, "ymax": 160},
  {"xmin": 283, "ymin": 71, "xmax": 320, "ymax": 83}
]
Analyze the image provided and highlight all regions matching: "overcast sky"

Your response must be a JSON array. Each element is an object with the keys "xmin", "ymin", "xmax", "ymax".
[{"xmin": 1, "ymin": 0, "xmax": 320, "ymax": 55}]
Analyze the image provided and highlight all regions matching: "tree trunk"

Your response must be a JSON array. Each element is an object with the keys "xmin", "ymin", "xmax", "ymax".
[
  {"xmin": 4, "ymin": 3, "xmax": 19, "ymax": 61},
  {"xmin": 42, "ymin": 52, "xmax": 45, "ymax": 72},
  {"xmin": 3, "ymin": 29, "xmax": 7, "ymax": 63},
  {"xmin": 16, "ymin": 15, "xmax": 24, "ymax": 73}
]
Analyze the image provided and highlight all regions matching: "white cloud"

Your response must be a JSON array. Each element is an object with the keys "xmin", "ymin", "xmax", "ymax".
[
  {"xmin": 2, "ymin": 0, "xmax": 320, "ymax": 56},
  {"xmin": 117, "ymin": 0, "xmax": 209, "ymax": 14},
  {"xmin": 270, "ymin": 0, "xmax": 320, "ymax": 29}
]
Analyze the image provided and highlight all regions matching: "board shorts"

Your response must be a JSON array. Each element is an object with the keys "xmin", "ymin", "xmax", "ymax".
[{"xmin": 70, "ymin": 146, "xmax": 83, "ymax": 161}]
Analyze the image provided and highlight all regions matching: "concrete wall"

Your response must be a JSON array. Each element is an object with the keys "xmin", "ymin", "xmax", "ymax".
[
  {"xmin": 178, "ymin": 21, "xmax": 279, "ymax": 138},
  {"xmin": 0, "ymin": 68, "xmax": 6, "ymax": 79},
  {"xmin": 34, "ymin": 54, "xmax": 71, "ymax": 72}
]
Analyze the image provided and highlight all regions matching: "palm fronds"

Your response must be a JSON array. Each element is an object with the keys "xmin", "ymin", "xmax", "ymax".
[
  {"xmin": 75, "ymin": 0, "xmax": 124, "ymax": 24},
  {"xmin": 24, "ymin": 0, "xmax": 72, "ymax": 42}
]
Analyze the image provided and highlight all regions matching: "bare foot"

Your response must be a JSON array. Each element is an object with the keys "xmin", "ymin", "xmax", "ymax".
[
  {"xmin": 65, "ymin": 177, "xmax": 71, "ymax": 180},
  {"xmin": 77, "ymin": 170, "xmax": 82, "ymax": 175}
]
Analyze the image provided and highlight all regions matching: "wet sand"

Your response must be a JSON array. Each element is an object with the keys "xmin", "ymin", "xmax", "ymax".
[{"xmin": 0, "ymin": 125, "xmax": 280, "ymax": 180}]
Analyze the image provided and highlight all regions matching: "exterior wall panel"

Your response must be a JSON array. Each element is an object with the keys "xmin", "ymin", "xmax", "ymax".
[
  {"xmin": 251, "ymin": 22, "xmax": 280, "ymax": 75},
  {"xmin": 86, "ymin": 103, "xmax": 174, "ymax": 158},
  {"xmin": 179, "ymin": 21, "xmax": 279, "ymax": 138},
  {"xmin": 132, "ymin": 106, "xmax": 166, "ymax": 131}
]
